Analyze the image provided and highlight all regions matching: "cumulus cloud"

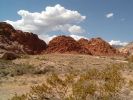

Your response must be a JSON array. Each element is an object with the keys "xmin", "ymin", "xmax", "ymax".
[
  {"xmin": 5, "ymin": 4, "xmax": 87, "ymax": 43},
  {"xmin": 106, "ymin": 13, "xmax": 114, "ymax": 18},
  {"xmin": 109, "ymin": 40, "xmax": 128, "ymax": 46},
  {"xmin": 6, "ymin": 4, "xmax": 86, "ymax": 35}
]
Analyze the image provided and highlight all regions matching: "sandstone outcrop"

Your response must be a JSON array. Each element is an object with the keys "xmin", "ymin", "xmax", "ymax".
[
  {"xmin": 78, "ymin": 37, "xmax": 120, "ymax": 56},
  {"xmin": 0, "ymin": 22, "xmax": 47, "ymax": 55},
  {"xmin": 45, "ymin": 35, "xmax": 91, "ymax": 54}
]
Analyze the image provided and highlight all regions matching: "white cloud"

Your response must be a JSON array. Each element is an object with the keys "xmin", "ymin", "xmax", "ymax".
[
  {"xmin": 6, "ymin": 4, "xmax": 86, "ymax": 35},
  {"xmin": 109, "ymin": 40, "xmax": 128, "ymax": 46},
  {"xmin": 68, "ymin": 25, "xmax": 85, "ymax": 34},
  {"xmin": 106, "ymin": 13, "xmax": 114, "ymax": 18}
]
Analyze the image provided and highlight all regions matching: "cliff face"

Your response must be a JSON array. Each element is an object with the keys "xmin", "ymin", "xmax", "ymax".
[{"xmin": 0, "ymin": 22, "xmax": 47, "ymax": 54}]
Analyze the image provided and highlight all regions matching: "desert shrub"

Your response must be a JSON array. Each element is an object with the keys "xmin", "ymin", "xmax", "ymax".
[
  {"xmin": 71, "ymin": 79, "xmax": 97, "ymax": 100},
  {"xmin": 33, "ymin": 65, "xmax": 54, "ymax": 74},
  {"xmin": 9, "ymin": 64, "xmax": 34, "ymax": 76},
  {"xmin": 0, "ymin": 58, "xmax": 54, "ymax": 77},
  {"xmin": 99, "ymin": 65, "xmax": 124, "ymax": 99},
  {"xmin": 0, "ymin": 59, "xmax": 12, "ymax": 66},
  {"xmin": 128, "ymin": 80, "xmax": 133, "ymax": 90},
  {"xmin": 10, "ymin": 94, "xmax": 27, "ymax": 100},
  {"xmin": 35, "ymin": 56, "xmax": 48, "ymax": 61},
  {"xmin": 20, "ymin": 54, "xmax": 30, "ymax": 59},
  {"xmin": 0, "ymin": 59, "xmax": 35, "ymax": 77},
  {"xmin": 0, "ymin": 59, "xmax": 13, "ymax": 77},
  {"xmin": 14, "ymin": 73, "xmax": 75, "ymax": 100},
  {"xmin": 127, "ymin": 55, "xmax": 133, "ymax": 63},
  {"xmin": 10, "ymin": 64, "xmax": 125, "ymax": 100}
]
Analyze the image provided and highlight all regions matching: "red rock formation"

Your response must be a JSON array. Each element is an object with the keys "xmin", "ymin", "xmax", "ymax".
[
  {"xmin": 78, "ymin": 38, "xmax": 89, "ymax": 46},
  {"xmin": 45, "ymin": 35, "xmax": 91, "ymax": 54},
  {"xmin": 78, "ymin": 37, "xmax": 120, "ymax": 56},
  {"xmin": 0, "ymin": 22, "xmax": 122, "ymax": 56},
  {"xmin": 0, "ymin": 22, "xmax": 47, "ymax": 54},
  {"xmin": 11, "ymin": 30, "xmax": 47, "ymax": 54}
]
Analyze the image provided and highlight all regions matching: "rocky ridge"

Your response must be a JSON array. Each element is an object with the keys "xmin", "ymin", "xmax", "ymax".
[{"xmin": 0, "ymin": 22, "xmax": 122, "ymax": 57}]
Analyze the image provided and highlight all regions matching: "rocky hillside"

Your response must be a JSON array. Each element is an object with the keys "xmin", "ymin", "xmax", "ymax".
[
  {"xmin": 0, "ymin": 22, "xmax": 47, "ymax": 55},
  {"xmin": 45, "ymin": 35, "xmax": 92, "ymax": 54},
  {"xmin": 78, "ymin": 37, "xmax": 120, "ymax": 56}
]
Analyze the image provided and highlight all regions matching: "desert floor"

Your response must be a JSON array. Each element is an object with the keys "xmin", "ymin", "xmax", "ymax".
[{"xmin": 0, "ymin": 54, "xmax": 133, "ymax": 100}]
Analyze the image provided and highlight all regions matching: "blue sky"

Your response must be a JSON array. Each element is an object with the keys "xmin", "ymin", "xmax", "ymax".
[{"xmin": 0, "ymin": 0, "xmax": 133, "ymax": 45}]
